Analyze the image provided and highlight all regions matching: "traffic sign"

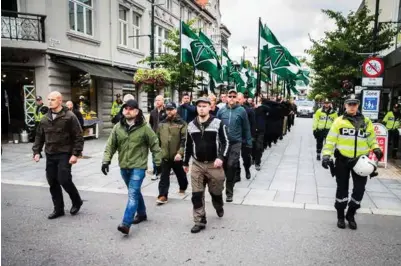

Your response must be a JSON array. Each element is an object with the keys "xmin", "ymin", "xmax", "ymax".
[
  {"xmin": 361, "ymin": 90, "xmax": 380, "ymax": 120},
  {"xmin": 368, "ymin": 123, "xmax": 388, "ymax": 168},
  {"xmin": 362, "ymin": 57, "xmax": 384, "ymax": 78}
]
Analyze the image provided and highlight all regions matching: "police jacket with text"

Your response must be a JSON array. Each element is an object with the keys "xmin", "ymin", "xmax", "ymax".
[
  {"xmin": 313, "ymin": 107, "xmax": 338, "ymax": 131},
  {"xmin": 183, "ymin": 116, "xmax": 229, "ymax": 166}
]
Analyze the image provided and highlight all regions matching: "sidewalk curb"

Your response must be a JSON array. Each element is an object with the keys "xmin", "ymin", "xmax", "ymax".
[{"xmin": 3, "ymin": 179, "xmax": 401, "ymax": 217}]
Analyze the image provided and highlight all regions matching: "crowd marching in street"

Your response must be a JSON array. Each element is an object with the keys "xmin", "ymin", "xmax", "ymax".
[{"xmin": 31, "ymin": 90, "xmax": 400, "ymax": 236}]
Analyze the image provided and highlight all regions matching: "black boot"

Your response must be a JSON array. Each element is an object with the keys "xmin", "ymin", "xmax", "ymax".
[
  {"xmin": 346, "ymin": 208, "xmax": 357, "ymax": 230},
  {"xmin": 70, "ymin": 200, "xmax": 83, "ymax": 215},
  {"xmin": 48, "ymin": 210, "xmax": 65, "ymax": 220},
  {"xmin": 255, "ymin": 164, "xmax": 261, "ymax": 171},
  {"xmin": 133, "ymin": 214, "xmax": 147, "ymax": 224},
  {"xmin": 316, "ymin": 154, "xmax": 321, "ymax": 161},
  {"xmin": 245, "ymin": 169, "xmax": 251, "ymax": 180},
  {"xmin": 191, "ymin": 224, "xmax": 206, "ymax": 233},
  {"xmin": 336, "ymin": 209, "xmax": 345, "ymax": 229}
]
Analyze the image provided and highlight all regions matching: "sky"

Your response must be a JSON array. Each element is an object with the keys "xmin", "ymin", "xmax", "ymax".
[{"xmin": 220, "ymin": 0, "xmax": 362, "ymax": 63}]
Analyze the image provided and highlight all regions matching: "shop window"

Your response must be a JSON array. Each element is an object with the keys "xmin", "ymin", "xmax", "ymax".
[
  {"xmin": 69, "ymin": 0, "xmax": 93, "ymax": 36},
  {"xmin": 70, "ymin": 71, "xmax": 97, "ymax": 115}
]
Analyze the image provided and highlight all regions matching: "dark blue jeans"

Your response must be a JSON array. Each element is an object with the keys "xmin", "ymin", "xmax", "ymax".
[{"xmin": 120, "ymin": 168, "xmax": 146, "ymax": 227}]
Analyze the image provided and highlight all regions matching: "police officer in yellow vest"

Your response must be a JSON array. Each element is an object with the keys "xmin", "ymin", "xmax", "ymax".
[
  {"xmin": 34, "ymin": 96, "xmax": 46, "ymax": 123},
  {"xmin": 382, "ymin": 104, "xmax": 401, "ymax": 159},
  {"xmin": 110, "ymin": 93, "xmax": 123, "ymax": 123},
  {"xmin": 313, "ymin": 99, "xmax": 338, "ymax": 160},
  {"xmin": 322, "ymin": 94, "xmax": 382, "ymax": 230}
]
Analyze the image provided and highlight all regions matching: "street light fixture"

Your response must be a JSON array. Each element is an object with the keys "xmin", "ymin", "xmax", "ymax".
[{"xmin": 242, "ymin": 46, "xmax": 247, "ymax": 62}]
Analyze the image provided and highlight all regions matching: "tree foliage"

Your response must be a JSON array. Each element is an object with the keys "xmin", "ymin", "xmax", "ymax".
[
  {"xmin": 139, "ymin": 20, "xmax": 201, "ymax": 95},
  {"xmin": 306, "ymin": 6, "xmax": 396, "ymax": 100}
]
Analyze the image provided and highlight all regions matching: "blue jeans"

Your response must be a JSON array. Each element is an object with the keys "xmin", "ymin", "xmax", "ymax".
[{"xmin": 120, "ymin": 168, "xmax": 146, "ymax": 227}]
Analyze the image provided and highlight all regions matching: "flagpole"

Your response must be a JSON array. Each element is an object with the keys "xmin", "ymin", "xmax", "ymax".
[
  {"xmin": 256, "ymin": 17, "xmax": 262, "ymax": 104},
  {"xmin": 178, "ymin": 19, "xmax": 182, "ymax": 98}
]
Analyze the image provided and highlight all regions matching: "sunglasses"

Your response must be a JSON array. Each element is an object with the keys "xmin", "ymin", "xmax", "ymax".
[{"xmin": 228, "ymin": 95, "xmax": 237, "ymax": 98}]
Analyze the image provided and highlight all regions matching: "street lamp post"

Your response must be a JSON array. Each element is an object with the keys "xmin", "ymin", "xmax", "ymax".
[
  {"xmin": 242, "ymin": 46, "xmax": 247, "ymax": 62},
  {"xmin": 372, "ymin": 0, "xmax": 380, "ymax": 53}
]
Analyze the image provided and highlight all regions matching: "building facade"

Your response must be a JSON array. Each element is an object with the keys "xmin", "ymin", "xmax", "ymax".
[{"xmin": 1, "ymin": 0, "xmax": 229, "ymax": 138}]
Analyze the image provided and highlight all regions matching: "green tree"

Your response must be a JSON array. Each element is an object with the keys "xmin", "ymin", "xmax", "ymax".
[
  {"xmin": 140, "ymin": 20, "xmax": 202, "ymax": 96},
  {"xmin": 306, "ymin": 6, "xmax": 396, "ymax": 99}
]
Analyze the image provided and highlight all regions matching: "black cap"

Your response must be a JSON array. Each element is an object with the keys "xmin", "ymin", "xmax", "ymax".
[
  {"xmin": 324, "ymin": 98, "xmax": 331, "ymax": 103},
  {"xmin": 116, "ymin": 93, "xmax": 121, "ymax": 97},
  {"xmin": 36, "ymin": 96, "xmax": 42, "ymax": 101},
  {"xmin": 165, "ymin": 102, "xmax": 177, "ymax": 110},
  {"xmin": 122, "ymin": 99, "xmax": 139, "ymax": 109},
  {"xmin": 344, "ymin": 94, "xmax": 360, "ymax": 104},
  {"xmin": 195, "ymin": 97, "xmax": 211, "ymax": 105},
  {"xmin": 228, "ymin": 89, "xmax": 237, "ymax": 94}
]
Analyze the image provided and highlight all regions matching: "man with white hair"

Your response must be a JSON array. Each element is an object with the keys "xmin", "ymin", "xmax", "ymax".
[{"xmin": 32, "ymin": 91, "xmax": 84, "ymax": 219}]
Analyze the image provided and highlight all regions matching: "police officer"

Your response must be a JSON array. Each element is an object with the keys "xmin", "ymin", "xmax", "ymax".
[
  {"xmin": 313, "ymin": 99, "xmax": 338, "ymax": 160},
  {"xmin": 111, "ymin": 93, "xmax": 123, "ymax": 124},
  {"xmin": 322, "ymin": 94, "xmax": 383, "ymax": 230},
  {"xmin": 34, "ymin": 96, "xmax": 47, "ymax": 124},
  {"xmin": 382, "ymin": 104, "xmax": 401, "ymax": 159}
]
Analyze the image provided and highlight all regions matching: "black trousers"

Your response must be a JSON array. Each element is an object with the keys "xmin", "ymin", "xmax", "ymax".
[
  {"xmin": 236, "ymin": 144, "xmax": 252, "ymax": 179},
  {"xmin": 389, "ymin": 129, "xmax": 400, "ymax": 154},
  {"xmin": 46, "ymin": 153, "xmax": 82, "ymax": 211},
  {"xmin": 158, "ymin": 159, "xmax": 188, "ymax": 198},
  {"xmin": 334, "ymin": 155, "xmax": 367, "ymax": 211},
  {"xmin": 315, "ymin": 129, "xmax": 329, "ymax": 154},
  {"xmin": 253, "ymin": 132, "xmax": 265, "ymax": 166},
  {"xmin": 224, "ymin": 143, "xmax": 241, "ymax": 197}
]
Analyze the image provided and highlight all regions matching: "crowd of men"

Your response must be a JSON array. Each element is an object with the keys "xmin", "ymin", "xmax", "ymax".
[{"xmin": 32, "ymin": 89, "xmax": 399, "ymax": 236}]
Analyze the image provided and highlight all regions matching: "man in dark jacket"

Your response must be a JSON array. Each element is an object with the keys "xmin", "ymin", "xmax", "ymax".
[
  {"xmin": 66, "ymin": 101, "xmax": 84, "ymax": 129},
  {"xmin": 264, "ymin": 98, "xmax": 283, "ymax": 148},
  {"xmin": 184, "ymin": 97, "xmax": 229, "ymax": 233},
  {"xmin": 149, "ymin": 95, "xmax": 167, "ymax": 180},
  {"xmin": 253, "ymin": 98, "xmax": 270, "ymax": 170},
  {"xmin": 32, "ymin": 91, "xmax": 84, "ymax": 220},
  {"xmin": 177, "ymin": 93, "xmax": 197, "ymax": 123},
  {"xmin": 217, "ymin": 89, "xmax": 252, "ymax": 202},
  {"xmin": 236, "ymin": 92, "xmax": 256, "ymax": 180},
  {"xmin": 156, "ymin": 102, "xmax": 188, "ymax": 204}
]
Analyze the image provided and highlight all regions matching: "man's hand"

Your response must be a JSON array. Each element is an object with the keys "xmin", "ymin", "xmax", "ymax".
[
  {"xmin": 174, "ymin": 154, "xmax": 182, "ymax": 161},
  {"xmin": 322, "ymin": 155, "xmax": 331, "ymax": 169},
  {"xmin": 214, "ymin": 158, "xmax": 223, "ymax": 168},
  {"xmin": 373, "ymin": 148, "xmax": 383, "ymax": 161},
  {"xmin": 183, "ymin": 166, "xmax": 189, "ymax": 173},
  {"xmin": 33, "ymin": 154, "xmax": 40, "ymax": 162},
  {"xmin": 69, "ymin": 155, "xmax": 78, "ymax": 165},
  {"xmin": 101, "ymin": 163, "xmax": 109, "ymax": 175}
]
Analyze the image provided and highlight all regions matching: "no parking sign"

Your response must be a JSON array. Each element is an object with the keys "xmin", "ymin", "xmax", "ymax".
[{"xmin": 368, "ymin": 123, "xmax": 388, "ymax": 168}]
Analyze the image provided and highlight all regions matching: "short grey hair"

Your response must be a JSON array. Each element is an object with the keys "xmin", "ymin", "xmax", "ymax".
[{"xmin": 123, "ymin": 94, "xmax": 135, "ymax": 103}]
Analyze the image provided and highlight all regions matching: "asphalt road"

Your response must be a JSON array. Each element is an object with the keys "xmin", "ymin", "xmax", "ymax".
[{"xmin": 2, "ymin": 184, "xmax": 401, "ymax": 266}]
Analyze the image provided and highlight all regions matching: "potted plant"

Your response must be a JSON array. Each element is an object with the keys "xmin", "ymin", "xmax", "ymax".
[{"xmin": 134, "ymin": 68, "xmax": 171, "ymax": 92}]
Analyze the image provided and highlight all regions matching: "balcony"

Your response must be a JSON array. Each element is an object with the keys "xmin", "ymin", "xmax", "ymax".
[{"xmin": 1, "ymin": 10, "xmax": 46, "ymax": 47}]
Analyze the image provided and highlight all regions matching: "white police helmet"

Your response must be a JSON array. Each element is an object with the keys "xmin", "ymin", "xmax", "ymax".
[{"xmin": 353, "ymin": 155, "xmax": 377, "ymax": 176}]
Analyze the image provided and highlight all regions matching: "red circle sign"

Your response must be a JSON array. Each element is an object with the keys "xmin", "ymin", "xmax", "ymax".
[{"xmin": 362, "ymin": 57, "xmax": 384, "ymax": 78}]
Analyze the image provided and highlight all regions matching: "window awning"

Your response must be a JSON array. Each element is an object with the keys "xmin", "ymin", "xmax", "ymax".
[{"xmin": 58, "ymin": 58, "xmax": 133, "ymax": 83}]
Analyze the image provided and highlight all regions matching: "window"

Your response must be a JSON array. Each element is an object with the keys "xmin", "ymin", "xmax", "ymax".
[
  {"xmin": 166, "ymin": 0, "xmax": 172, "ymax": 11},
  {"xmin": 155, "ymin": 25, "xmax": 169, "ymax": 54},
  {"xmin": 132, "ymin": 13, "xmax": 141, "ymax": 50},
  {"xmin": 118, "ymin": 5, "xmax": 128, "ymax": 46},
  {"xmin": 69, "ymin": 0, "xmax": 93, "ymax": 36}
]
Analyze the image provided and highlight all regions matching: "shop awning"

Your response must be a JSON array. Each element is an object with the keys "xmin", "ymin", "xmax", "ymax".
[{"xmin": 58, "ymin": 58, "xmax": 133, "ymax": 82}]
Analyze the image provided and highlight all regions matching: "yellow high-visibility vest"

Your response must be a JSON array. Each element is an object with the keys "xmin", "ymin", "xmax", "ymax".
[
  {"xmin": 382, "ymin": 111, "xmax": 401, "ymax": 130},
  {"xmin": 312, "ymin": 108, "xmax": 338, "ymax": 130}
]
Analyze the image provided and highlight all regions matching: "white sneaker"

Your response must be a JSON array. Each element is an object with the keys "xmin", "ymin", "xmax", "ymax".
[{"xmin": 151, "ymin": 175, "xmax": 159, "ymax": 181}]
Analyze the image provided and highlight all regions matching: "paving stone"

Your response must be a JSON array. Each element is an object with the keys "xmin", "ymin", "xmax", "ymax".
[
  {"xmin": 370, "ymin": 197, "xmax": 401, "ymax": 210},
  {"xmin": 294, "ymin": 193, "xmax": 317, "ymax": 204},
  {"xmin": 367, "ymin": 191, "xmax": 398, "ymax": 199},
  {"xmin": 273, "ymin": 190, "xmax": 295, "ymax": 202},
  {"xmin": 242, "ymin": 189, "xmax": 276, "ymax": 206},
  {"xmin": 269, "ymin": 181, "xmax": 296, "ymax": 192},
  {"xmin": 317, "ymin": 187, "xmax": 336, "ymax": 198},
  {"xmin": 295, "ymin": 183, "xmax": 317, "ymax": 195}
]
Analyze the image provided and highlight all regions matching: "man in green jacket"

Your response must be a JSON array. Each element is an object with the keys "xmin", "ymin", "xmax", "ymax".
[
  {"xmin": 156, "ymin": 102, "xmax": 188, "ymax": 205},
  {"xmin": 101, "ymin": 99, "xmax": 162, "ymax": 235}
]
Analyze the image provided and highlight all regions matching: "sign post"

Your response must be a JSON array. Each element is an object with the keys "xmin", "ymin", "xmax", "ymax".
[
  {"xmin": 368, "ymin": 123, "xmax": 388, "ymax": 168},
  {"xmin": 361, "ymin": 90, "xmax": 381, "ymax": 120},
  {"xmin": 361, "ymin": 57, "xmax": 384, "ymax": 87}
]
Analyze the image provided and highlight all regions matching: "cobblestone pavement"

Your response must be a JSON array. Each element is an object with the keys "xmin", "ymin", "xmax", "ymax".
[{"xmin": 2, "ymin": 118, "xmax": 401, "ymax": 216}]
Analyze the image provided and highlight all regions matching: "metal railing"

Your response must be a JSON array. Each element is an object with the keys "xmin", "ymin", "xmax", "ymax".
[{"xmin": 1, "ymin": 10, "xmax": 46, "ymax": 42}]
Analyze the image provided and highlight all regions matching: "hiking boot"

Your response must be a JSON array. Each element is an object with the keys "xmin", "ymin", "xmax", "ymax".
[
  {"xmin": 216, "ymin": 207, "xmax": 224, "ymax": 218},
  {"xmin": 255, "ymin": 165, "xmax": 261, "ymax": 171},
  {"xmin": 117, "ymin": 224, "xmax": 130, "ymax": 235},
  {"xmin": 48, "ymin": 210, "xmax": 65, "ymax": 220},
  {"xmin": 226, "ymin": 196, "xmax": 233, "ymax": 203},
  {"xmin": 346, "ymin": 208, "xmax": 357, "ymax": 230},
  {"xmin": 337, "ymin": 219, "xmax": 346, "ymax": 229},
  {"xmin": 156, "ymin": 196, "xmax": 168, "ymax": 205},
  {"xmin": 133, "ymin": 214, "xmax": 147, "ymax": 224},
  {"xmin": 191, "ymin": 224, "xmax": 206, "ymax": 233},
  {"xmin": 70, "ymin": 200, "xmax": 83, "ymax": 215}
]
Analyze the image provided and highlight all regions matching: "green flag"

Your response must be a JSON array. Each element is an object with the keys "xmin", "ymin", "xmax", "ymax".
[{"xmin": 180, "ymin": 21, "xmax": 198, "ymax": 66}]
